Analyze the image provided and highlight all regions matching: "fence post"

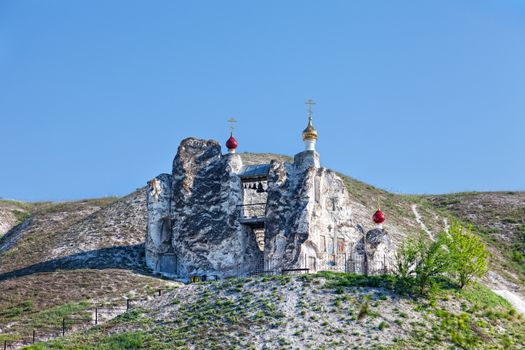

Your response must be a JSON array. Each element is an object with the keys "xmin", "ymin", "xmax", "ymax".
[
  {"xmin": 304, "ymin": 254, "xmax": 307, "ymax": 270},
  {"xmin": 126, "ymin": 299, "xmax": 131, "ymax": 311},
  {"xmin": 95, "ymin": 307, "xmax": 98, "ymax": 325},
  {"xmin": 33, "ymin": 329, "xmax": 36, "ymax": 344},
  {"xmin": 158, "ymin": 289, "xmax": 162, "ymax": 297},
  {"xmin": 62, "ymin": 318, "xmax": 66, "ymax": 336},
  {"xmin": 4, "ymin": 339, "xmax": 6, "ymax": 350}
]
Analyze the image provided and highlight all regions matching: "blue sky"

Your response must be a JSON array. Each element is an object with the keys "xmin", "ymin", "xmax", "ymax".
[{"xmin": 1, "ymin": 1, "xmax": 524, "ymax": 201}]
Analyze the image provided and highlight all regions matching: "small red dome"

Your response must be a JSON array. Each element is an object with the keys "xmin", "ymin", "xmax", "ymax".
[
  {"xmin": 226, "ymin": 135, "xmax": 238, "ymax": 150},
  {"xmin": 373, "ymin": 210, "xmax": 385, "ymax": 224}
]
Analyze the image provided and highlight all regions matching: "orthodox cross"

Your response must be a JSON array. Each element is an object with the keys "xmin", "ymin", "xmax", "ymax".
[
  {"xmin": 227, "ymin": 117, "xmax": 237, "ymax": 133},
  {"xmin": 305, "ymin": 99, "xmax": 316, "ymax": 117}
]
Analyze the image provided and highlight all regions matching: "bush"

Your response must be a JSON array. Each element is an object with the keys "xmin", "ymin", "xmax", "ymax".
[
  {"xmin": 512, "ymin": 251, "xmax": 524, "ymax": 263},
  {"xmin": 393, "ymin": 232, "xmax": 450, "ymax": 295},
  {"xmin": 444, "ymin": 221, "xmax": 489, "ymax": 289},
  {"xmin": 414, "ymin": 233, "xmax": 450, "ymax": 295},
  {"xmin": 394, "ymin": 222, "xmax": 489, "ymax": 294}
]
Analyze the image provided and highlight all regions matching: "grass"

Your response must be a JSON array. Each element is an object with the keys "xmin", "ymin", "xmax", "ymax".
[
  {"xmin": 0, "ymin": 300, "xmax": 33, "ymax": 319},
  {"xmin": 311, "ymin": 271, "xmax": 396, "ymax": 290},
  {"xmin": 30, "ymin": 301, "xmax": 92, "ymax": 329},
  {"xmin": 459, "ymin": 282, "xmax": 512, "ymax": 310},
  {"xmin": 0, "ymin": 269, "xmax": 173, "ymax": 338},
  {"xmin": 25, "ymin": 331, "xmax": 147, "ymax": 350},
  {"xmin": 21, "ymin": 273, "xmax": 525, "ymax": 350}
]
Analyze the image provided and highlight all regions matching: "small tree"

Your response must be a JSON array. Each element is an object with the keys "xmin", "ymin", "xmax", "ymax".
[
  {"xmin": 445, "ymin": 221, "xmax": 489, "ymax": 289},
  {"xmin": 414, "ymin": 232, "xmax": 450, "ymax": 295},
  {"xmin": 394, "ymin": 232, "xmax": 450, "ymax": 295},
  {"xmin": 394, "ymin": 238, "xmax": 419, "ymax": 280}
]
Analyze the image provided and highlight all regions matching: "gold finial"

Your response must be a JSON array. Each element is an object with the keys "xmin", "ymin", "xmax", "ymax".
[
  {"xmin": 302, "ymin": 99, "xmax": 318, "ymax": 141},
  {"xmin": 227, "ymin": 117, "xmax": 237, "ymax": 136}
]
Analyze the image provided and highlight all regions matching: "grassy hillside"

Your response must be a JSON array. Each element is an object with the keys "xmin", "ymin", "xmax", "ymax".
[
  {"xmin": 0, "ymin": 153, "xmax": 523, "ymax": 348},
  {"xmin": 0, "ymin": 192, "xmax": 179, "ymax": 344},
  {"xmin": 24, "ymin": 273, "xmax": 525, "ymax": 349},
  {"xmin": 420, "ymin": 192, "xmax": 525, "ymax": 288}
]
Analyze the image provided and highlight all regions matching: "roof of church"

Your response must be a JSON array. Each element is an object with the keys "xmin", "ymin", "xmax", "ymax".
[{"xmin": 239, "ymin": 164, "xmax": 270, "ymax": 178}]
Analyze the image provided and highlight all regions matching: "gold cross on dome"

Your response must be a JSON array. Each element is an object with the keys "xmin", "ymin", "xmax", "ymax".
[
  {"xmin": 305, "ymin": 99, "xmax": 316, "ymax": 117},
  {"xmin": 227, "ymin": 117, "xmax": 237, "ymax": 132}
]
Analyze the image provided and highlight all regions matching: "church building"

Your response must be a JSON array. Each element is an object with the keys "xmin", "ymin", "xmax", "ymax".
[{"xmin": 145, "ymin": 102, "xmax": 392, "ymax": 280}]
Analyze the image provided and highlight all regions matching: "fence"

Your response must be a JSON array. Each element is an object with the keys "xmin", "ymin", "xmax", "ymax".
[
  {"xmin": 316, "ymin": 253, "xmax": 391, "ymax": 275},
  {"xmin": 239, "ymin": 253, "xmax": 391, "ymax": 277},
  {"xmin": 1, "ymin": 288, "xmax": 170, "ymax": 350}
]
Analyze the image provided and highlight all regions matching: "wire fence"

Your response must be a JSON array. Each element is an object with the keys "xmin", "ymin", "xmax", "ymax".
[{"xmin": 1, "ymin": 288, "xmax": 170, "ymax": 350}]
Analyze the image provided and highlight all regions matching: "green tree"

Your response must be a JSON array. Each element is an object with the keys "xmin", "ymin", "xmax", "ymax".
[
  {"xmin": 393, "ymin": 237, "xmax": 418, "ymax": 292},
  {"xmin": 445, "ymin": 221, "xmax": 489, "ymax": 289},
  {"xmin": 394, "ymin": 232, "xmax": 450, "ymax": 295},
  {"xmin": 414, "ymin": 232, "xmax": 450, "ymax": 295}
]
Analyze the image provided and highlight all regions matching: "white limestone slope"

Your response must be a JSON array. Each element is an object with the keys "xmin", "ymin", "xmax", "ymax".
[{"xmin": 0, "ymin": 204, "xmax": 20, "ymax": 237}]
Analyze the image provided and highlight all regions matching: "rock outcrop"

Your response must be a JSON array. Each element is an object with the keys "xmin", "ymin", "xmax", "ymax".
[
  {"xmin": 147, "ymin": 138, "xmax": 261, "ymax": 278},
  {"xmin": 356, "ymin": 228, "xmax": 394, "ymax": 275},
  {"xmin": 146, "ymin": 138, "xmax": 393, "ymax": 280}
]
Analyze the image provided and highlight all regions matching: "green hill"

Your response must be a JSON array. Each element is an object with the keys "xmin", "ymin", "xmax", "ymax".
[{"xmin": 0, "ymin": 153, "xmax": 523, "ymax": 349}]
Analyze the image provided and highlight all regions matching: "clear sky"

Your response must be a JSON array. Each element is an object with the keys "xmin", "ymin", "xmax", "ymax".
[{"xmin": 1, "ymin": 1, "xmax": 524, "ymax": 201}]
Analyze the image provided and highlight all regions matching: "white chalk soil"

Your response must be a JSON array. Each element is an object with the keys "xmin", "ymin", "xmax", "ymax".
[{"xmin": 411, "ymin": 204, "xmax": 434, "ymax": 240}]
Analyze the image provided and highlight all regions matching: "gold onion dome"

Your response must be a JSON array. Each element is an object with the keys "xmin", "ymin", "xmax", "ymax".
[{"xmin": 302, "ymin": 116, "xmax": 318, "ymax": 141}]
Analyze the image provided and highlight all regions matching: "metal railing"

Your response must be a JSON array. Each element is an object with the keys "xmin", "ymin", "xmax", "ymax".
[{"xmin": 316, "ymin": 253, "xmax": 391, "ymax": 275}]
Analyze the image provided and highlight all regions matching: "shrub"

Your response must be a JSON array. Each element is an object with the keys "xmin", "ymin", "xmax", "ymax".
[
  {"xmin": 413, "ymin": 233, "xmax": 450, "ymax": 295},
  {"xmin": 378, "ymin": 321, "xmax": 389, "ymax": 330},
  {"xmin": 357, "ymin": 301, "xmax": 369, "ymax": 320},
  {"xmin": 393, "ymin": 232, "xmax": 450, "ymax": 295},
  {"xmin": 444, "ymin": 221, "xmax": 489, "ymax": 289}
]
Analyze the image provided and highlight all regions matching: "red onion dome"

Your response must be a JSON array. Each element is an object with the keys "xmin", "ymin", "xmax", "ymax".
[
  {"xmin": 226, "ymin": 134, "xmax": 238, "ymax": 150},
  {"xmin": 372, "ymin": 209, "xmax": 385, "ymax": 224}
]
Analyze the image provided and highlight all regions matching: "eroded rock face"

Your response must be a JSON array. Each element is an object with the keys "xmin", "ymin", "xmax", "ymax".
[
  {"xmin": 147, "ymin": 138, "xmax": 260, "ymax": 279},
  {"xmin": 355, "ymin": 228, "xmax": 393, "ymax": 275},
  {"xmin": 146, "ymin": 173, "xmax": 173, "ymax": 272},
  {"xmin": 171, "ymin": 149, "xmax": 260, "ymax": 278},
  {"xmin": 146, "ymin": 138, "xmax": 393, "ymax": 280},
  {"xmin": 264, "ymin": 154, "xmax": 359, "ymax": 270}
]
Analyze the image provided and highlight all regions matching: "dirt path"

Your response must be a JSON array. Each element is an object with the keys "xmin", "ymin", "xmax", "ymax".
[
  {"xmin": 493, "ymin": 289, "xmax": 525, "ymax": 315},
  {"xmin": 411, "ymin": 204, "xmax": 434, "ymax": 240},
  {"xmin": 486, "ymin": 271, "xmax": 525, "ymax": 315}
]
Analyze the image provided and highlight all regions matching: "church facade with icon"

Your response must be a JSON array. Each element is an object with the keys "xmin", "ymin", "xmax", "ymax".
[{"xmin": 145, "ymin": 102, "xmax": 393, "ymax": 281}]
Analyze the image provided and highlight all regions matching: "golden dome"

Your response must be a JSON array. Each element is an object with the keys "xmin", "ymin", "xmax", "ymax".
[{"xmin": 302, "ymin": 116, "xmax": 318, "ymax": 141}]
